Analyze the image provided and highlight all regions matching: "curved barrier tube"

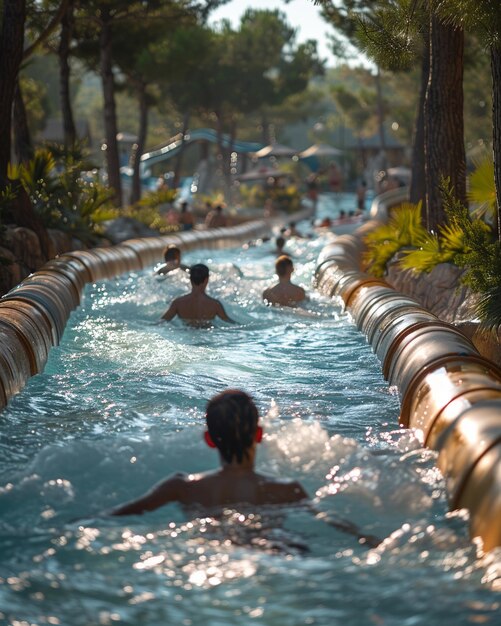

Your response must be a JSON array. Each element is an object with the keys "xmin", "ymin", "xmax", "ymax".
[
  {"xmin": 315, "ymin": 188, "xmax": 501, "ymax": 552},
  {"xmin": 4, "ymin": 196, "xmax": 500, "ymax": 550},
  {"xmin": 406, "ymin": 362, "xmax": 501, "ymax": 437},
  {"xmin": 0, "ymin": 324, "xmax": 33, "ymax": 402},
  {"xmin": 456, "ymin": 445, "xmax": 501, "ymax": 552},
  {"xmin": 0, "ymin": 307, "xmax": 51, "ymax": 375},
  {"xmin": 437, "ymin": 402, "xmax": 501, "ymax": 509}
]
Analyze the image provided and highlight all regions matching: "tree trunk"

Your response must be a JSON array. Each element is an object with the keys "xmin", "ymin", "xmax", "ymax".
[
  {"xmin": 59, "ymin": 0, "xmax": 76, "ymax": 151},
  {"xmin": 227, "ymin": 117, "xmax": 237, "ymax": 204},
  {"xmin": 215, "ymin": 111, "xmax": 229, "ymax": 193},
  {"xmin": 13, "ymin": 79, "xmax": 33, "ymax": 164},
  {"xmin": 261, "ymin": 113, "xmax": 270, "ymax": 144},
  {"xmin": 173, "ymin": 110, "xmax": 190, "ymax": 189},
  {"xmin": 99, "ymin": 10, "xmax": 122, "ymax": 206},
  {"xmin": 0, "ymin": 0, "xmax": 26, "ymax": 184},
  {"xmin": 424, "ymin": 14, "xmax": 466, "ymax": 232},
  {"xmin": 375, "ymin": 66, "xmax": 387, "ymax": 171},
  {"xmin": 215, "ymin": 110, "xmax": 225, "ymax": 169},
  {"xmin": 410, "ymin": 29, "xmax": 430, "ymax": 209},
  {"xmin": 215, "ymin": 110, "xmax": 230, "ymax": 199},
  {"xmin": 130, "ymin": 82, "xmax": 148, "ymax": 204},
  {"xmin": 490, "ymin": 45, "xmax": 501, "ymax": 242}
]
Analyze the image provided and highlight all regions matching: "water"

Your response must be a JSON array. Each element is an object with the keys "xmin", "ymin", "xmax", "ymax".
[{"xmin": 1, "ymin": 194, "xmax": 500, "ymax": 625}]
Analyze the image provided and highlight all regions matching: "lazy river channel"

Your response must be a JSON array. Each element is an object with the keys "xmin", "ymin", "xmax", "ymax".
[{"xmin": 1, "ymin": 195, "xmax": 501, "ymax": 626}]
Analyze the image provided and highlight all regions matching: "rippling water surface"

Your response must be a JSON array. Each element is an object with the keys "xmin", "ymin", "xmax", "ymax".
[{"xmin": 1, "ymin": 194, "xmax": 501, "ymax": 626}]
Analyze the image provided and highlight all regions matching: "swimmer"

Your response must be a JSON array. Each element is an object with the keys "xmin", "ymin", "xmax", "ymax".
[
  {"xmin": 109, "ymin": 390, "xmax": 307, "ymax": 513},
  {"xmin": 107, "ymin": 390, "xmax": 380, "ymax": 547},
  {"xmin": 161, "ymin": 263, "xmax": 234, "ymax": 325},
  {"xmin": 316, "ymin": 217, "xmax": 332, "ymax": 228},
  {"xmin": 262, "ymin": 255, "xmax": 306, "ymax": 307},
  {"xmin": 205, "ymin": 204, "xmax": 228, "ymax": 228},
  {"xmin": 156, "ymin": 245, "xmax": 189, "ymax": 276},
  {"xmin": 273, "ymin": 235, "xmax": 292, "ymax": 257},
  {"xmin": 356, "ymin": 179, "xmax": 367, "ymax": 212},
  {"xmin": 286, "ymin": 221, "xmax": 303, "ymax": 238},
  {"xmin": 179, "ymin": 201, "xmax": 195, "ymax": 231}
]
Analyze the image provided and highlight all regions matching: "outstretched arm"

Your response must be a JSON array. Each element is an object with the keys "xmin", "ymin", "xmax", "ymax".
[
  {"xmin": 108, "ymin": 473, "xmax": 186, "ymax": 516},
  {"xmin": 161, "ymin": 300, "xmax": 179, "ymax": 321},
  {"xmin": 216, "ymin": 301, "xmax": 235, "ymax": 323},
  {"xmin": 313, "ymin": 508, "xmax": 381, "ymax": 548}
]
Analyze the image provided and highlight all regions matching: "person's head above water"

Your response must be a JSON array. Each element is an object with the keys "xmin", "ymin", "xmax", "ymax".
[
  {"xmin": 164, "ymin": 244, "xmax": 181, "ymax": 263},
  {"xmin": 275, "ymin": 254, "xmax": 294, "ymax": 278},
  {"xmin": 276, "ymin": 236, "xmax": 285, "ymax": 250},
  {"xmin": 204, "ymin": 389, "xmax": 262, "ymax": 464},
  {"xmin": 189, "ymin": 263, "xmax": 209, "ymax": 285}
]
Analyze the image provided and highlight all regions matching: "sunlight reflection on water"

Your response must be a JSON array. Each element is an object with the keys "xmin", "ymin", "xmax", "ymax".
[{"xmin": 1, "ymin": 195, "xmax": 501, "ymax": 625}]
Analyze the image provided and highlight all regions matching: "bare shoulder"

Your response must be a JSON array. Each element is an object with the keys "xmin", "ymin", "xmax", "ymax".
[
  {"xmin": 207, "ymin": 294, "xmax": 222, "ymax": 305},
  {"xmin": 257, "ymin": 474, "xmax": 309, "ymax": 504},
  {"xmin": 146, "ymin": 471, "xmax": 189, "ymax": 496},
  {"xmin": 262, "ymin": 286, "xmax": 277, "ymax": 302}
]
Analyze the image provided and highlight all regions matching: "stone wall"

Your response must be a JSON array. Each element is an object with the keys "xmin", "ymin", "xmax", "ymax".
[
  {"xmin": 386, "ymin": 258, "xmax": 478, "ymax": 323},
  {"xmin": 0, "ymin": 226, "xmax": 76, "ymax": 296},
  {"xmin": 385, "ymin": 257, "xmax": 501, "ymax": 365}
]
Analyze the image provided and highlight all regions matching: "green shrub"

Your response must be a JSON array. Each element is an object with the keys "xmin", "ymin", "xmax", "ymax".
[
  {"xmin": 8, "ymin": 148, "xmax": 115, "ymax": 245},
  {"xmin": 441, "ymin": 179, "xmax": 501, "ymax": 330},
  {"xmin": 136, "ymin": 187, "xmax": 177, "ymax": 210},
  {"xmin": 0, "ymin": 184, "xmax": 16, "ymax": 244},
  {"xmin": 238, "ymin": 184, "xmax": 266, "ymax": 209},
  {"xmin": 269, "ymin": 185, "xmax": 302, "ymax": 213},
  {"xmin": 238, "ymin": 182, "xmax": 301, "ymax": 213},
  {"xmin": 122, "ymin": 204, "xmax": 179, "ymax": 233},
  {"xmin": 364, "ymin": 161, "xmax": 501, "ymax": 329},
  {"xmin": 363, "ymin": 201, "xmax": 427, "ymax": 276}
]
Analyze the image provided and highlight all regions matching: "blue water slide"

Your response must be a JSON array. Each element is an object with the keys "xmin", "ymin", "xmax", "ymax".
[{"xmin": 140, "ymin": 128, "xmax": 264, "ymax": 170}]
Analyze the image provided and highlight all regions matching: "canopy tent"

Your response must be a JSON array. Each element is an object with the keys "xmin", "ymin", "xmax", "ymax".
[
  {"xmin": 253, "ymin": 143, "xmax": 297, "ymax": 158},
  {"xmin": 299, "ymin": 143, "xmax": 343, "ymax": 159}
]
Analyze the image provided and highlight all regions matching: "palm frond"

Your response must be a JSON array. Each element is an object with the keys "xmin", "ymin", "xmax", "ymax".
[
  {"xmin": 363, "ymin": 239, "xmax": 403, "ymax": 277},
  {"xmin": 467, "ymin": 155, "xmax": 496, "ymax": 219},
  {"xmin": 398, "ymin": 231, "xmax": 443, "ymax": 273},
  {"xmin": 438, "ymin": 222, "xmax": 466, "ymax": 260},
  {"xmin": 389, "ymin": 201, "xmax": 427, "ymax": 246},
  {"xmin": 363, "ymin": 201, "xmax": 425, "ymax": 276},
  {"xmin": 476, "ymin": 283, "xmax": 501, "ymax": 331}
]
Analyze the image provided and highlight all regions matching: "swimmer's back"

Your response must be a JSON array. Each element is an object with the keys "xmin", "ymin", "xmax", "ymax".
[
  {"xmin": 163, "ymin": 292, "xmax": 231, "ymax": 324},
  {"xmin": 145, "ymin": 469, "xmax": 307, "ymax": 510},
  {"xmin": 263, "ymin": 284, "xmax": 306, "ymax": 307}
]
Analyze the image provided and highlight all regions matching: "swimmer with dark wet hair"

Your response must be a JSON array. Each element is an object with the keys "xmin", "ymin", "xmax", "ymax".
[
  {"xmin": 156, "ymin": 245, "xmax": 189, "ymax": 275},
  {"xmin": 107, "ymin": 390, "xmax": 380, "ymax": 547},
  {"xmin": 109, "ymin": 390, "xmax": 307, "ymax": 514},
  {"xmin": 273, "ymin": 236, "xmax": 289, "ymax": 256},
  {"xmin": 262, "ymin": 255, "xmax": 306, "ymax": 307},
  {"xmin": 161, "ymin": 263, "xmax": 233, "ymax": 326},
  {"xmin": 286, "ymin": 221, "xmax": 303, "ymax": 238}
]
